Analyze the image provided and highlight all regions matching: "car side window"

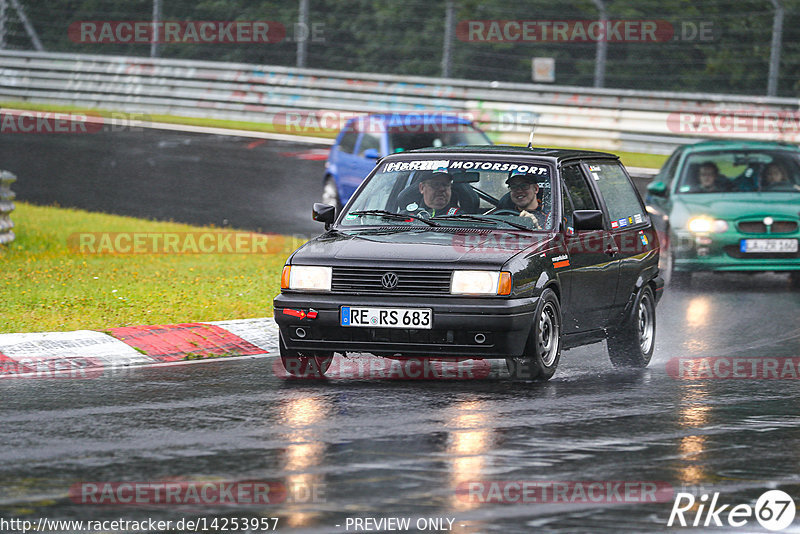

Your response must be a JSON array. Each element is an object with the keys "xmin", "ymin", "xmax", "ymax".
[
  {"xmin": 338, "ymin": 128, "xmax": 359, "ymax": 154},
  {"xmin": 658, "ymin": 148, "xmax": 683, "ymax": 187},
  {"xmin": 561, "ymin": 165, "xmax": 598, "ymax": 211},
  {"xmin": 561, "ymin": 165, "xmax": 598, "ymax": 231},
  {"xmin": 586, "ymin": 162, "xmax": 647, "ymax": 226},
  {"xmin": 358, "ymin": 133, "xmax": 381, "ymax": 156}
]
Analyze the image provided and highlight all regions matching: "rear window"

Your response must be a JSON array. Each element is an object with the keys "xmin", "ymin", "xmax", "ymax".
[{"xmin": 388, "ymin": 125, "xmax": 488, "ymax": 153}]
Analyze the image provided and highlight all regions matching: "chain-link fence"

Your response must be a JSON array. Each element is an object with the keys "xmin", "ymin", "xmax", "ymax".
[{"xmin": 1, "ymin": 0, "xmax": 799, "ymax": 97}]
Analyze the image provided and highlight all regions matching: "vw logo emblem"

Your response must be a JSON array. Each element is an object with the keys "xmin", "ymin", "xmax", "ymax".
[{"xmin": 381, "ymin": 272, "xmax": 399, "ymax": 289}]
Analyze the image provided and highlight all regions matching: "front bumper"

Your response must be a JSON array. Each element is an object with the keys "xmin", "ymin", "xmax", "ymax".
[
  {"xmin": 672, "ymin": 230, "xmax": 800, "ymax": 273},
  {"xmin": 273, "ymin": 293, "xmax": 539, "ymax": 358}
]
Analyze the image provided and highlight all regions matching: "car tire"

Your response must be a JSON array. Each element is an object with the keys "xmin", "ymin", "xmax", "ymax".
[
  {"xmin": 279, "ymin": 332, "xmax": 334, "ymax": 378},
  {"xmin": 607, "ymin": 285, "xmax": 656, "ymax": 368},
  {"xmin": 506, "ymin": 288, "xmax": 562, "ymax": 381},
  {"xmin": 790, "ymin": 272, "xmax": 800, "ymax": 290},
  {"xmin": 661, "ymin": 235, "xmax": 691, "ymax": 287},
  {"xmin": 322, "ymin": 176, "xmax": 342, "ymax": 215}
]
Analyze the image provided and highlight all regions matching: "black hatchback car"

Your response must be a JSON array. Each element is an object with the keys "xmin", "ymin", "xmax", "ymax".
[{"xmin": 274, "ymin": 146, "xmax": 663, "ymax": 380}]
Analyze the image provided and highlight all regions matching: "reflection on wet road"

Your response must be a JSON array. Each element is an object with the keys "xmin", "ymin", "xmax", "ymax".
[{"xmin": 2, "ymin": 273, "xmax": 799, "ymax": 532}]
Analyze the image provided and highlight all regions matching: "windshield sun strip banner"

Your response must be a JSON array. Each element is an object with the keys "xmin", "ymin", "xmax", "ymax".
[{"xmin": 381, "ymin": 160, "xmax": 551, "ymax": 177}]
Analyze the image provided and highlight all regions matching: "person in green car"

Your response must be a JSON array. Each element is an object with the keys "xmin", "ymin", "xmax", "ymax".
[{"xmin": 695, "ymin": 162, "xmax": 732, "ymax": 193}]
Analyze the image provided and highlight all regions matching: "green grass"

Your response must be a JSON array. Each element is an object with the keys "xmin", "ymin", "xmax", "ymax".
[{"xmin": 0, "ymin": 203, "xmax": 297, "ymax": 334}]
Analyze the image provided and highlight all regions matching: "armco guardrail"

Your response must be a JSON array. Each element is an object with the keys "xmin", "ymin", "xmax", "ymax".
[
  {"xmin": 1, "ymin": 50, "xmax": 800, "ymax": 154},
  {"xmin": 0, "ymin": 171, "xmax": 16, "ymax": 245}
]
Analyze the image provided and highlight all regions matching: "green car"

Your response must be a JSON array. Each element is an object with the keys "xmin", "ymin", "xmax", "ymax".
[{"xmin": 646, "ymin": 140, "xmax": 800, "ymax": 287}]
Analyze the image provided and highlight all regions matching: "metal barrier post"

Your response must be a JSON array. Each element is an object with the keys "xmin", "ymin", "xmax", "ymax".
[{"xmin": 0, "ymin": 170, "xmax": 16, "ymax": 245}]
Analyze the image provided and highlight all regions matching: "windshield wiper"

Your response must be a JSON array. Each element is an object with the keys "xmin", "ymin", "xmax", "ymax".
[
  {"xmin": 432, "ymin": 213, "xmax": 533, "ymax": 231},
  {"xmin": 348, "ymin": 210, "xmax": 440, "ymax": 227}
]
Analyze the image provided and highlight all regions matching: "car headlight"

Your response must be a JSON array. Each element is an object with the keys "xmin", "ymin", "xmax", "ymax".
[
  {"xmin": 282, "ymin": 265, "xmax": 332, "ymax": 291},
  {"xmin": 451, "ymin": 271, "xmax": 512, "ymax": 295},
  {"xmin": 687, "ymin": 217, "xmax": 728, "ymax": 233}
]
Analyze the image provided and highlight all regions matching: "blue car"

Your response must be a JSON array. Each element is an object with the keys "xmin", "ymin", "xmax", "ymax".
[{"xmin": 322, "ymin": 113, "xmax": 491, "ymax": 211}]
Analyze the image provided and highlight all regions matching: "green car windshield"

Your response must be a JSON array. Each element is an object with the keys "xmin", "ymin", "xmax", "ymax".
[
  {"xmin": 677, "ymin": 150, "xmax": 800, "ymax": 193},
  {"xmin": 340, "ymin": 157, "xmax": 555, "ymax": 231}
]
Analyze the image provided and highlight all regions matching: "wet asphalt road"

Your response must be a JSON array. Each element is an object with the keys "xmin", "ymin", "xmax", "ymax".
[
  {"xmin": 2, "ymin": 274, "xmax": 800, "ymax": 533},
  {"xmin": 1, "ymin": 130, "xmax": 800, "ymax": 532}
]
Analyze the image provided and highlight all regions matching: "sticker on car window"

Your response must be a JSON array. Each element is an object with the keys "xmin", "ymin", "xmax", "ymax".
[
  {"xmin": 449, "ymin": 161, "xmax": 549, "ymax": 175},
  {"xmin": 619, "ymin": 218, "xmax": 628, "ymax": 227},
  {"xmin": 592, "ymin": 172, "xmax": 600, "ymax": 181},
  {"xmin": 382, "ymin": 160, "xmax": 451, "ymax": 173},
  {"xmin": 634, "ymin": 214, "xmax": 643, "ymax": 224},
  {"xmin": 588, "ymin": 165, "xmax": 601, "ymax": 172},
  {"xmin": 381, "ymin": 160, "xmax": 550, "ymax": 177}
]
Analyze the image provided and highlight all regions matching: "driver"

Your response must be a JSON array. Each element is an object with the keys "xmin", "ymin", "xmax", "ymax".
[
  {"xmin": 506, "ymin": 171, "xmax": 548, "ymax": 228},
  {"xmin": 405, "ymin": 171, "xmax": 460, "ymax": 217}
]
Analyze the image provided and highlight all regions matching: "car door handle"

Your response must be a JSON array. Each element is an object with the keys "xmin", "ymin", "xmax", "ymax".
[{"xmin": 605, "ymin": 244, "xmax": 619, "ymax": 257}]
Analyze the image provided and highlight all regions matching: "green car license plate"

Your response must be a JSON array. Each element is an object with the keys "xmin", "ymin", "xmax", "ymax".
[{"xmin": 740, "ymin": 239, "xmax": 798, "ymax": 253}]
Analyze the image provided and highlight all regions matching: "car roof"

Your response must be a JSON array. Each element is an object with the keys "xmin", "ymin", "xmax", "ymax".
[
  {"xmin": 684, "ymin": 139, "xmax": 800, "ymax": 151},
  {"xmin": 398, "ymin": 144, "xmax": 620, "ymax": 164}
]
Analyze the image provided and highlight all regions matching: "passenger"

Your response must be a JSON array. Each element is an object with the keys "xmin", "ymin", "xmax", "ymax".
[
  {"xmin": 695, "ymin": 162, "xmax": 731, "ymax": 193},
  {"xmin": 506, "ymin": 172, "xmax": 548, "ymax": 228},
  {"xmin": 763, "ymin": 162, "xmax": 789, "ymax": 186}
]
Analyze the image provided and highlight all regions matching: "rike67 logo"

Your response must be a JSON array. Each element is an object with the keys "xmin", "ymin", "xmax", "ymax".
[{"xmin": 668, "ymin": 490, "xmax": 796, "ymax": 531}]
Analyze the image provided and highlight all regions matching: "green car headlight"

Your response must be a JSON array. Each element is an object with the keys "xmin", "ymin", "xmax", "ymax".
[{"xmin": 688, "ymin": 217, "xmax": 728, "ymax": 234}]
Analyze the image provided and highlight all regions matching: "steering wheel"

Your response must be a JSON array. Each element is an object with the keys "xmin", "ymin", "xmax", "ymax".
[{"xmin": 484, "ymin": 208, "xmax": 519, "ymax": 216}]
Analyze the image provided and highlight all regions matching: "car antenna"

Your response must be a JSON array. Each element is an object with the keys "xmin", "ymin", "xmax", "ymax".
[{"xmin": 526, "ymin": 125, "xmax": 536, "ymax": 149}]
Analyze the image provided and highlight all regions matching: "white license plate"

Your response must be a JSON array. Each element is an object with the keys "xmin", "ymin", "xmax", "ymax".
[
  {"xmin": 340, "ymin": 307, "xmax": 432, "ymax": 329},
  {"xmin": 740, "ymin": 239, "xmax": 798, "ymax": 253}
]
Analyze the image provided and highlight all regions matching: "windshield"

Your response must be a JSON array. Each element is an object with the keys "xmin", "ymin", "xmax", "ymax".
[
  {"xmin": 388, "ymin": 125, "xmax": 489, "ymax": 153},
  {"xmin": 340, "ymin": 157, "xmax": 555, "ymax": 231},
  {"xmin": 677, "ymin": 150, "xmax": 800, "ymax": 193}
]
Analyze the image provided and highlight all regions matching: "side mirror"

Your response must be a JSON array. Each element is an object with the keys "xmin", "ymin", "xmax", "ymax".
[
  {"xmin": 647, "ymin": 181, "xmax": 668, "ymax": 197},
  {"xmin": 313, "ymin": 203, "xmax": 336, "ymax": 230},
  {"xmin": 363, "ymin": 148, "xmax": 380, "ymax": 159},
  {"xmin": 573, "ymin": 210, "xmax": 604, "ymax": 231}
]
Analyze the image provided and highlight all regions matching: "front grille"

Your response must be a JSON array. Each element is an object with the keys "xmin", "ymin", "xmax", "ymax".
[
  {"xmin": 332, "ymin": 267, "xmax": 452, "ymax": 295},
  {"xmin": 737, "ymin": 220, "xmax": 798, "ymax": 234},
  {"xmin": 724, "ymin": 245, "xmax": 800, "ymax": 260}
]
